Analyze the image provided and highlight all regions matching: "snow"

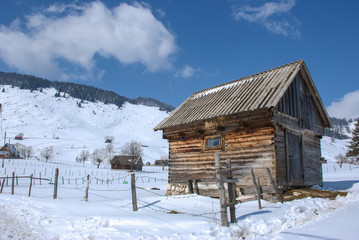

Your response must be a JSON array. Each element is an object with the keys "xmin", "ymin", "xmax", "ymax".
[
  {"xmin": 191, "ymin": 77, "xmax": 255, "ymax": 99},
  {"xmin": 0, "ymin": 85, "xmax": 169, "ymax": 164},
  {"xmin": 1, "ymin": 163, "xmax": 359, "ymax": 239},
  {"xmin": 0, "ymin": 86, "xmax": 359, "ymax": 239}
]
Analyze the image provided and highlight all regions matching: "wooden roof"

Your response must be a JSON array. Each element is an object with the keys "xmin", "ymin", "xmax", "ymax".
[
  {"xmin": 155, "ymin": 60, "xmax": 331, "ymax": 130},
  {"xmin": 110, "ymin": 155, "xmax": 142, "ymax": 165}
]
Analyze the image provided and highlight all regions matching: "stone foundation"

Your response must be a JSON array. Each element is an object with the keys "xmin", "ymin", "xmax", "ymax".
[
  {"xmin": 165, "ymin": 182, "xmax": 279, "ymax": 201},
  {"xmin": 165, "ymin": 183, "xmax": 190, "ymax": 195},
  {"xmin": 165, "ymin": 182, "xmax": 220, "ymax": 197}
]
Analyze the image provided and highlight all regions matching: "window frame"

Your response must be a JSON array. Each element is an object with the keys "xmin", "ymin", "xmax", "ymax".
[{"xmin": 204, "ymin": 135, "xmax": 222, "ymax": 150}]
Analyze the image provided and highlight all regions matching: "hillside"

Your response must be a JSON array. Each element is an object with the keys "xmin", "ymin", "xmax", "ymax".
[
  {"xmin": 0, "ymin": 85, "xmax": 169, "ymax": 164},
  {"xmin": 0, "ymin": 83, "xmax": 355, "ymax": 165},
  {"xmin": 0, "ymin": 71, "xmax": 174, "ymax": 112},
  {"xmin": 324, "ymin": 117, "xmax": 357, "ymax": 139}
]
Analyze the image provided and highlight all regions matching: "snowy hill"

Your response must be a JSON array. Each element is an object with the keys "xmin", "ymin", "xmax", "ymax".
[
  {"xmin": 0, "ymin": 85, "xmax": 169, "ymax": 164},
  {"xmin": 0, "ymin": 84, "xmax": 354, "ymax": 165},
  {"xmin": 1, "ymin": 86, "xmax": 359, "ymax": 240}
]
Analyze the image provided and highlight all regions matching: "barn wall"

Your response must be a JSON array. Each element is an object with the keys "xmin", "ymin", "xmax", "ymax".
[
  {"xmin": 276, "ymin": 73, "xmax": 324, "ymax": 135},
  {"xmin": 273, "ymin": 71, "xmax": 324, "ymax": 188},
  {"xmin": 165, "ymin": 113, "xmax": 277, "ymax": 196},
  {"xmin": 274, "ymin": 122, "xmax": 323, "ymax": 188},
  {"xmin": 302, "ymin": 133, "xmax": 323, "ymax": 186}
]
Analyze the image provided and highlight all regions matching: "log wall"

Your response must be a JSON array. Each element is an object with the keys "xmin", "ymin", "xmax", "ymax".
[{"xmin": 165, "ymin": 114, "xmax": 277, "ymax": 193}]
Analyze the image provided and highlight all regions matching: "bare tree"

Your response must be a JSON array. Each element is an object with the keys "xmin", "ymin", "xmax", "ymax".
[
  {"xmin": 106, "ymin": 143, "xmax": 114, "ymax": 161},
  {"xmin": 26, "ymin": 146, "xmax": 34, "ymax": 159},
  {"xmin": 77, "ymin": 150, "xmax": 90, "ymax": 164},
  {"xmin": 121, "ymin": 141, "xmax": 143, "ymax": 170},
  {"xmin": 160, "ymin": 155, "xmax": 169, "ymax": 170},
  {"xmin": 41, "ymin": 146, "xmax": 54, "ymax": 162},
  {"xmin": 15, "ymin": 143, "xmax": 26, "ymax": 158},
  {"xmin": 105, "ymin": 136, "xmax": 115, "ymax": 143},
  {"xmin": 91, "ymin": 148, "xmax": 107, "ymax": 168},
  {"xmin": 14, "ymin": 144, "xmax": 34, "ymax": 160}
]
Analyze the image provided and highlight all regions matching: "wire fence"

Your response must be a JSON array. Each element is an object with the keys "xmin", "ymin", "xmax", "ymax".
[
  {"xmin": 0, "ymin": 170, "xmax": 223, "ymax": 219},
  {"xmin": 0, "ymin": 159, "xmax": 226, "ymax": 222}
]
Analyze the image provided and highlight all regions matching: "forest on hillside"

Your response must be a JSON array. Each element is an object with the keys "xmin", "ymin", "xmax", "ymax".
[{"xmin": 0, "ymin": 72, "xmax": 174, "ymax": 112}]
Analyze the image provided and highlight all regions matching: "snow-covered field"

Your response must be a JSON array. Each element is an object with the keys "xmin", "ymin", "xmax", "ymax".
[
  {"xmin": 0, "ymin": 85, "xmax": 358, "ymax": 239},
  {"xmin": 0, "ymin": 160, "xmax": 358, "ymax": 240}
]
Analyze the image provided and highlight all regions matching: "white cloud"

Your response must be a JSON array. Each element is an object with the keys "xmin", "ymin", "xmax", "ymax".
[
  {"xmin": 327, "ymin": 90, "xmax": 359, "ymax": 119},
  {"xmin": 233, "ymin": 0, "xmax": 299, "ymax": 37},
  {"xmin": 175, "ymin": 65, "xmax": 197, "ymax": 78},
  {"xmin": 0, "ymin": 2, "xmax": 177, "ymax": 80}
]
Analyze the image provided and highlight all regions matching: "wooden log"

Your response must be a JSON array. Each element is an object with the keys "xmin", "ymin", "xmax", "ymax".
[
  {"xmin": 266, "ymin": 168, "xmax": 283, "ymax": 202},
  {"xmin": 131, "ymin": 173, "xmax": 138, "ymax": 211},
  {"xmin": 251, "ymin": 168, "xmax": 261, "ymax": 209},
  {"xmin": 226, "ymin": 159, "xmax": 236, "ymax": 223},
  {"xmin": 11, "ymin": 172, "xmax": 15, "ymax": 195},
  {"xmin": 85, "ymin": 175, "xmax": 90, "ymax": 202},
  {"xmin": 0, "ymin": 178, "xmax": 5, "ymax": 193},
  {"xmin": 214, "ymin": 153, "xmax": 228, "ymax": 227},
  {"xmin": 53, "ymin": 168, "xmax": 59, "ymax": 199},
  {"xmin": 28, "ymin": 174, "xmax": 33, "ymax": 197},
  {"xmin": 187, "ymin": 180, "xmax": 193, "ymax": 194},
  {"xmin": 194, "ymin": 180, "xmax": 200, "ymax": 195}
]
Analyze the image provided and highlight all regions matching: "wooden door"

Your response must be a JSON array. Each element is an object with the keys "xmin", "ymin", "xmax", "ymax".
[{"xmin": 285, "ymin": 131, "xmax": 304, "ymax": 183}]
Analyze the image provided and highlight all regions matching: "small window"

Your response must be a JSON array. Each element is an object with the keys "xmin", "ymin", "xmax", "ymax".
[{"xmin": 206, "ymin": 137, "xmax": 220, "ymax": 147}]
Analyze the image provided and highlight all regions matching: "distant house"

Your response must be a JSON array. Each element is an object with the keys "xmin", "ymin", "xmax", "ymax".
[
  {"xmin": 154, "ymin": 160, "xmax": 169, "ymax": 166},
  {"xmin": 0, "ymin": 143, "xmax": 20, "ymax": 158},
  {"xmin": 15, "ymin": 133, "xmax": 24, "ymax": 140},
  {"xmin": 154, "ymin": 60, "xmax": 331, "ymax": 197},
  {"xmin": 110, "ymin": 155, "xmax": 143, "ymax": 171}
]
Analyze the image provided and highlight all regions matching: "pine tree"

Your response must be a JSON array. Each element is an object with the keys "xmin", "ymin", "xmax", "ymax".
[{"xmin": 346, "ymin": 119, "xmax": 359, "ymax": 162}]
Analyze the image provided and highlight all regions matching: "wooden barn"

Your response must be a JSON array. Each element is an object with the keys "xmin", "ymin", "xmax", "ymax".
[
  {"xmin": 154, "ymin": 60, "xmax": 331, "ymax": 198},
  {"xmin": 110, "ymin": 155, "xmax": 143, "ymax": 171},
  {"xmin": 0, "ymin": 143, "xmax": 20, "ymax": 159}
]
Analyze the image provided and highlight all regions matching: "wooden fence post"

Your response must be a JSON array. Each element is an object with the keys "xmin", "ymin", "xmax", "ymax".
[
  {"xmin": 251, "ymin": 168, "xmax": 261, "ymax": 209},
  {"xmin": 84, "ymin": 175, "xmax": 90, "ymax": 202},
  {"xmin": 214, "ymin": 153, "xmax": 229, "ymax": 227},
  {"xmin": 53, "ymin": 168, "xmax": 59, "ymax": 199},
  {"xmin": 266, "ymin": 168, "xmax": 282, "ymax": 202},
  {"xmin": 131, "ymin": 173, "xmax": 138, "ymax": 211},
  {"xmin": 187, "ymin": 180, "xmax": 194, "ymax": 194},
  {"xmin": 226, "ymin": 159, "xmax": 236, "ymax": 223},
  {"xmin": 194, "ymin": 180, "xmax": 200, "ymax": 195},
  {"xmin": 39, "ymin": 172, "xmax": 42, "ymax": 185},
  {"xmin": 11, "ymin": 172, "xmax": 15, "ymax": 195},
  {"xmin": 0, "ymin": 178, "xmax": 4, "ymax": 193},
  {"xmin": 28, "ymin": 174, "xmax": 33, "ymax": 197}
]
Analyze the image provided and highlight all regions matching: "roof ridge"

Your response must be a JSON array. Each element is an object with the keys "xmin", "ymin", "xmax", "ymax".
[{"xmin": 192, "ymin": 60, "xmax": 303, "ymax": 96}]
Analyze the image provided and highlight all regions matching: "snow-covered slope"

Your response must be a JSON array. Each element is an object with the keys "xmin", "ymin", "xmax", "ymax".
[
  {"xmin": 0, "ymin": 85, "xmax": 169, "ymax": 163},
  {"xmin": 0, "ymin": 84, "xmax": 353, "ymax": 165},
  {"xmin": 321, "ymin": 136, "xmax": 350, "ymax": 163}
]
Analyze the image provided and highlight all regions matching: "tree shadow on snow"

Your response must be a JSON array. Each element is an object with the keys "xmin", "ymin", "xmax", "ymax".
[
  {"xmin": 138, "ymin": 200, "xmax": 161, "ymax": 209},
  {"xmin": 323, "ymin": 180, "xmax": 359, "ymax": 191},
  {"xmin": 280, "ymin": 231, "xmax": 341, "ymax": 240},
  {"xmin": 237, "ymin": 210, "xmax": 272, "ymax": 221}
]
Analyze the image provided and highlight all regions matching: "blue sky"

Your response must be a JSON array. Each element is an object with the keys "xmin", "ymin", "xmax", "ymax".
[{"xmin": 0, "ymin": 0, "xmax": 358, "ymax": 119}]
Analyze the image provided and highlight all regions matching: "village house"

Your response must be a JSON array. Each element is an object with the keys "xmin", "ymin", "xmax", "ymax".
[
  {"xmin": 0, "ymin": 143, "xmax": 20, "ymax": 159},
  {"xmin": 154, "ymin": 60, "xmax": 331, "ymax": 198},
  {"xmin": 110, "ymin": 155, "xmax": 143, "ymax": 171}
]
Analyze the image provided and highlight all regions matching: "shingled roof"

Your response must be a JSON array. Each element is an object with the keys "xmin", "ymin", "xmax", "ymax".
[{"xmin": 155, "ymin": 60, "xmax": 331, "ymax": 130}]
